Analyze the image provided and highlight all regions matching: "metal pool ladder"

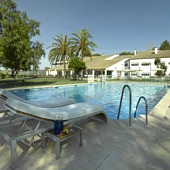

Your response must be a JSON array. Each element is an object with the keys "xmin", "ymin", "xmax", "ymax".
[
  {"xmin": 117, "ymin": 84, "xmax": 132, "ymax": 128},
  {"xmin": 134, "ymin": 96, "xmax": 149, "ymax": 126},
  {"xmin": 117, "ymin": 85, "xmax": 149, "ymax": 128}
]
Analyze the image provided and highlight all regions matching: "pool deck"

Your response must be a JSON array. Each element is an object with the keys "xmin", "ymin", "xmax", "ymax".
[{"xmin": 0, "ymin": 90, "xmax": 170, "ymax": 170}]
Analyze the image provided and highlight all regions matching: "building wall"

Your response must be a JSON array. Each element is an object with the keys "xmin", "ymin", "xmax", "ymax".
[
  {"xmin": 130, "ymin": 59, "xmax": 153, "ymax": 78},
  {"xmin": 129, "ymin": 58, "xmax": 170, "ymax": 78},
  {"xmin": 107, "ymin": 57, "xmax": 170, "ymax": 78},
  {"xmin": 107, "ymin": 59, "xmax": 129, "ymax": 78}
]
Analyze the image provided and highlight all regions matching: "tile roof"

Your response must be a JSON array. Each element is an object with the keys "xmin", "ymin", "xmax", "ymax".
[
  {"xmin": 131, "ymin": 50, "xmax": 170, "ymax": 60},
  {"xmin": 50, "ymin": 50, "xmax": 170, "ymax": 71}
]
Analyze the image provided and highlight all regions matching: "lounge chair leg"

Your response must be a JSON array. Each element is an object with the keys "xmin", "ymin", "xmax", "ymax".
[
  {"xmin": 11, "ymin": 140, "xmax": 17, "ymax": 170},
  {"xmin": 80, "ymin": 128, "xmax": 83, "ymax": 146},
  {"xmin": 0, "ymin": 136, "xmax": 3, "ymax": 146},
  {"xmin": 41, "ymin": 133, "xmax": 46, "ymax": 148}
]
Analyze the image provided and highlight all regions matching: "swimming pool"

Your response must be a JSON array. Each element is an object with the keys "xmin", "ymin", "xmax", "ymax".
[{"xmin": 10, "ymin": 82, "xmax": 169, "ymax": 119}]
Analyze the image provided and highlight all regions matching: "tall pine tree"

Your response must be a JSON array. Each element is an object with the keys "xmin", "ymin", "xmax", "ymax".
[{"xmin": 159, "ymin": 39, "xmax": 170, "ymax": 50}]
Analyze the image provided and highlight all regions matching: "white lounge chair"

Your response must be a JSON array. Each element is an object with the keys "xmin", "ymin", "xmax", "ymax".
[
  {"xmin": 5, "ymin": 98, "xmax": 108, "ymax": 122},
  {"xmin": 1, "ymin": 97, "xmax": 107, "ymax": 169}
]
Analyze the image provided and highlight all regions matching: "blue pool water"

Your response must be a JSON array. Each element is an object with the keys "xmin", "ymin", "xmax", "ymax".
[{"xmin": 10, "ymin": 82, "xmax": 169, "ymax": 119}]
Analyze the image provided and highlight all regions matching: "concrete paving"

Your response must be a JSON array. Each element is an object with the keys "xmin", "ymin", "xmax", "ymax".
[{"xmin": 0, "ymin": 90, "xmax": 170, "ymax": 170}]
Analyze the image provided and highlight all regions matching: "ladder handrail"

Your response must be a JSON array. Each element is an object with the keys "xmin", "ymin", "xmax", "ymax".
[
  {"xmin": 117, "ymin": 84, "xmax": 132, "ymax": 128},
  {"xmin": 134, "ymin": 96, "xmax": 148, "ymax": 126}
]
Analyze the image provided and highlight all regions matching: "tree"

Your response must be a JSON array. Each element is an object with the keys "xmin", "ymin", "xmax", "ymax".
[
  {"xmin": 93, "ymin": 53, "xmax": 101, "ymax": 56},
  {"xmin": 48, "ymin": 34, "xmax": 72, "ymax": 79},
  {"xmin": 45, "ymin": 67, "xmax": 50, "ymax": 70},
  {"xmin": 31, "ymin": 41, "xmax": 45, "ymax": 77},
  {"xmin": 154, "ymin": 58, "xmax": 161, "ymax": 68},
  {"xmin": 160, "ymin": 63, "xmax": 167, "ymax": 75},
  {"xmin": 71, "ymin": 29, "xmax": 97, "ymax": 61},
  {"xmin": 119, "ymin": 51, "xmax": 133, "ymax": 55},
  {"xmin": 154, "ymin": 58, "xmax": 167, "ymax": 77},
  {"xmin": 0, "ymin": 0, "xmax": 45, "ymax": 78},
  {"xmin": 68, "ymin": 57, "xmax": 86, "ymax": 81},
  {"xmin": 159, "ymin": 39, "xmax": 170, "ymax": 50},
  {"xmin": 0, "ymin": 12, "xmax": 2, "ymax": 35}
]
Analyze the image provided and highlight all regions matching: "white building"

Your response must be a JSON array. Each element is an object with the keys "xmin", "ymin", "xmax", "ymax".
[
  {"xmin": 47, "ymin": 49, "xmax": 170, "ymax": 79},
  {"xmin": 125, "ymin": 57, "xmax": 170, "ymax": 78},
  {"xmin": 124, "ymin": 49, "xmax": 170, "ymax": 78}
]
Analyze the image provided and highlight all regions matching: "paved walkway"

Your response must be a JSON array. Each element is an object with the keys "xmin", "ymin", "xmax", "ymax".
[{"xmin": 0, "ymin": 90, "xmax": 170, "ymax": 170}]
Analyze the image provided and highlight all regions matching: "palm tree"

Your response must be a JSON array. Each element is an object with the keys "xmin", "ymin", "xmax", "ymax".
[
  {"xmin": 48, "ymin": 34, "xmax": 72, "ymax": 79},
  {"xmin": 71, "ymin": 29, "xmax": 97, "ymax": 61}
]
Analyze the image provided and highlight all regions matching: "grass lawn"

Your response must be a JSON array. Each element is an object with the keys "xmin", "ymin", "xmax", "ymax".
[{"xmin": 0, "ymin": 77, "xmax": 87, "ymax": 89}]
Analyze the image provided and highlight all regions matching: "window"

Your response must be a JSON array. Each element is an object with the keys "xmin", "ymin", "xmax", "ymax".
[
  {"xmin": 131, "ymin": 73, "xmax": 137, "ymax": 76},
  {"xmin": 131, "ymin": 63, "xmax": 139, "ymax": 66},
  {"xmin": 141, "ymin": 63, "xmax": 151, "ymax": 66},
  {"xmin": 141, "ymin": 73, "xmax": 150, "ymax": 76}
]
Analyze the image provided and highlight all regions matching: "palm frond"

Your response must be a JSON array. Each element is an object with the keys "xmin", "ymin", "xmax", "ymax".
[{"xmin": 71, "ymin": 29, "xmax": 97, "ymax": 60}]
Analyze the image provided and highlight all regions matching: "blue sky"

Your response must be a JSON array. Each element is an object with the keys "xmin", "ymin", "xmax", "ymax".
[{"xmin": 14, "ymin": 0, "xmax": 170, "ymax": 69}]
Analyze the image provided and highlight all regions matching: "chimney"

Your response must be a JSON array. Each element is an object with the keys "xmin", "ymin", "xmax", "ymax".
[
  {"xmin": 134, "ymin": 49, "xmax": 137, "ymax": 56},
  {"xmin": 155, "ymin": 47, "xmax": 158, "ymax": 54}
]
